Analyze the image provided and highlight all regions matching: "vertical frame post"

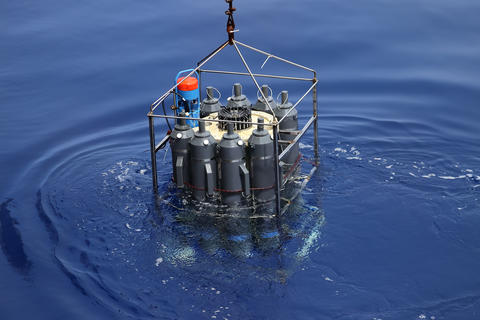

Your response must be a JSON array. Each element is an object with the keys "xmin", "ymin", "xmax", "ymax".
[
  {"xmin": 313, "ymin": 71, "xmax": 319, "ymax": 164},
  {"xmin": 273, "ymin": 123, "xmax": 282, "ymax": 215},
  {"xmin": 173, "ymin": 91, "xmax": 177, "ymax": 116},
  {"xmin": 197, "ymin": 65, "xmax": 203, "ymax": 102},
  {"xmin": 148, "ymin": 114, "xmax": 158, "ymax": 192}
]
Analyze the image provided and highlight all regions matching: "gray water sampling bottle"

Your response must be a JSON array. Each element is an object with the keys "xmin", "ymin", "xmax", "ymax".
[
  {"xmin": 200, "ymin": 86, "xmax": 222, "ymax": 117},
  {"xmin": 218, "ymin": 123, "xmax": 250, "ymax": 204},
  {"xmin": 170, "ymin": 112, "xmax": 194, "ymax": 188},
  {"xmin": 247, "ymin": 118, "xmax": 276, "ymax": 202},
  {"xmin": 189, "ymin": 121, "xmax": 217, "ymax": 201},
  {"xmin": 252, "ymin": 84, "xmax": 276, "ymax": 114},
  {"xmin": 227, "ymin": 83, "xmax": 251, "ymax": 109},
  {"xmin": 274, "ymin": 91, "xmax": 299, "ymax": 165}
]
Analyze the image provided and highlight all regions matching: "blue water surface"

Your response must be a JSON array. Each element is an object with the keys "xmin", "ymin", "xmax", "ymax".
[{"xmin": 1, "ymin": 1, "xmax": 480, "ymax": 319}]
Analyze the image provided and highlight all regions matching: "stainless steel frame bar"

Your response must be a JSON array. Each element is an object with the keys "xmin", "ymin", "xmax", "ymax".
[
  {"xmin": 198, "ymin": 68, "xmax": 203, "ymax": 102},
  {"xmin": 232, "ymin": 41, "xmax": 277, "ymax": 118},
  {"xmin": 279, "ymin": 115, "xmax": 316, "ymax": 161},
  {"xmin": 313, "ymin": 72, "xmax": 318, "ymax": 162},
  {"xmin": 198, "ymin": 69, "xmax": 313, "ymax": 82},
  {"xmin": 272, "ymin": 124, "xmax": 282, "ymax": 215},
  {"xmin": 277, "ymin": 80, "xmax": 318, "ymax": 125},
  {"xmin": 151, "ymin": 40, "xmax": 229, "ymax": 112},
  {"xmin": 155, "ymin": 134, "xmax": 170, "ymax": 153},
  {"xmin": 280, "ymin": 165, "xmax": 317, "ymax": 215},
  {"xmin": 148, "ymin": 115, "xmax": 158, "ymax": 191},
  {"xmin": 235, "ymin": 40, "xmax": 315, "ymax": 73}
]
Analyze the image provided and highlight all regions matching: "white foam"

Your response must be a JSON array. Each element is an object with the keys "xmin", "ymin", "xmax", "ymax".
[
  {"xmin": 299, "ymin": 142, "xmax": 313, "ymax": 150},
  {"xmin": 155, "ymin": 257, "xmax": 163, "ymax": 266},
  {"xmin": 334, "ymin": 147, "xmax": 347, "ymax": 153},
  {"xmin": 422, "ymin": 173, "xmax": 436, "ymax": 178},
  {"xmin": 346, "ymin": 156, "xmax": 362, "ymax": 160},
  {"xmin": 374, "ymin": 157, "xmax": 382, "ymax": 161},
  {"xmin": 438, "ymin": 175, "xmax": 466, "ymax": 180},
  {"xmin": 409, "ymin": 172, "xmax": 417, "ymax": 177},
  {"xmin": 139, "ymin": 169, "xmax": 147, "ymax": 175},
  {"xmin": 125, "ymin": 223, "xmax": 141, "ymax": 232},
  {"xmin": 385, "ymin": 165, "xmax": 393, "ymax": 169}
]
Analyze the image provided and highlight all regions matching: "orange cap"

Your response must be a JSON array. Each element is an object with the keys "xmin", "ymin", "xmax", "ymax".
[{"xmin": 177, "ymin": 76, "xmax": 198, "ymax": 91}]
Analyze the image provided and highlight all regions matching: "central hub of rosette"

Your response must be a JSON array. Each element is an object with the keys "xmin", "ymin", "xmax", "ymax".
[{"xmin": 218, "ymin": 105, "xmax": 252, "ymax": 130}]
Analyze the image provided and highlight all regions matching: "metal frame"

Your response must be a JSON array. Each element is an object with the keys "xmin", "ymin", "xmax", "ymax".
[{"xmin": 147, "ymin": 39, "xmax": 318, "ymax": 215}]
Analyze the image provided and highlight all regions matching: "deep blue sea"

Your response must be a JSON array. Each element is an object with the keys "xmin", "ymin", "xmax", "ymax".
[{"xmin": 2, "ymin": 1, "xmax": 480, "ymax": 319}]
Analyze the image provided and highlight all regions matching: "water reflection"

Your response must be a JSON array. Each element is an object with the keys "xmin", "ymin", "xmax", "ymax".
[{"xmin": 154, "ymin": 169, "xmax": 325, "ymax": 267}]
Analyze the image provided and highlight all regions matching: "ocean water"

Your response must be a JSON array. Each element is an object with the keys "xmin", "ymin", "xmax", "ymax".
[{"xmin": 1, "ymin": 1, "xmax": 480, "ymax": 319}]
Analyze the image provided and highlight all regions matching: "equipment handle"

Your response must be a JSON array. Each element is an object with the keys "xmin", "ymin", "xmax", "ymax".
[
  {"xmin": 175, "ymin": 156, "xmax": 184, "ymax": 188},
  {"xmin": 257, "ymin": 86, "xmax": 273, "ymax": 101},
  {"xmin": 239, "ymin": 163, "xmax": 250, "ymax": 197},
  {"xmin": 276, "ymin": 91, "xmax": 286, "ymax": 104},
  {"xmin": 207, "ymin": 87, "xmax": 222, "ymax": 101},
  {"xmin": 175, "ymin": 69, "xmax": 199, "ymax": 84},
  {"xmin": 205, "ymin": 163, "xmax": 214, "ymax": 196},
  {"xmin": 175, "ymin": 69, "xmax": 200, "ymax": 95}
]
